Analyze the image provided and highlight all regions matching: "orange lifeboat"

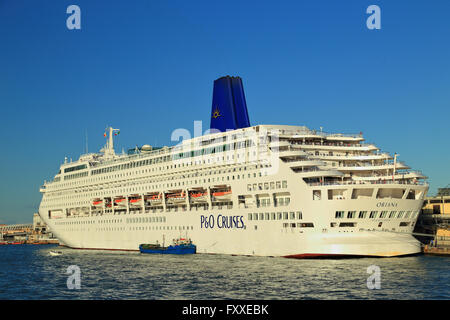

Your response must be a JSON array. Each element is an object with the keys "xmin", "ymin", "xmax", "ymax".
[
  {"xmin": 92, "ymin": 199, "xmax": 102, "ymax": 207},
  {"xmin": 145, "ymin": 193, "xmax": 162, "ymax": 204},
  {"xmin": 190, "ymin": 191, "xmax": 207, "ymax": 202},
  {"xmin": 212, "ymin": 188, "xmax": 232, "ymax": 201},
  {"xmin": 129, "ymin": 197, "xmax": 142, "ymax": 206},
  {"xmin": 114, "ymin": 197, "xmax": 127, "ymax": 207},
  {"xmin": 166, "ymin": 191, "xmax": 186, "ymax": 203}
]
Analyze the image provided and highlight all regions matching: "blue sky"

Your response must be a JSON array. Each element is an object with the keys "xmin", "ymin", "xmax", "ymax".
[{"xmin": 0, "ymin": 0, "xmax": 449, "ymax": 224}]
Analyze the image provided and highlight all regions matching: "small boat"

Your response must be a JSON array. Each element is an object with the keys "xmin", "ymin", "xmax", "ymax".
[
  {"xmin": 190, "ymin": 191, "xmax": 208, "ymax": 202},
  {"xmin": 166, "ymin": 191, "xmax": 186, "ymax": 203},
  {"xmin": 145, "ymin": 193, "xmax": 163, "ymax": 205},
  {"xmin": 212, "ymin": 189, "xmax": 232, "ymax": 200},
  {"xmin": 139, "ymin": 238, "xmax": 196, "ymax": 255},
  {"xmin": 49, "ymin": 250, "xmax": 63, "ymax": 256},
  {"xmin": 114, "ymin": 197, "xmax": 127, "ymax": 207},
  {"xmin": 92, "ymin": 199, "xmax": 102, "ymax": 206},
  {"xmin": 129, "ymin": 198, "xmax": 142, "ymax": 206}
]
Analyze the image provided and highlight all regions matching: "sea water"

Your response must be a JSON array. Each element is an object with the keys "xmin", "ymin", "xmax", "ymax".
[{"xmin": 0, "ymin": 245, "xmax": 448, "ymax": 300}]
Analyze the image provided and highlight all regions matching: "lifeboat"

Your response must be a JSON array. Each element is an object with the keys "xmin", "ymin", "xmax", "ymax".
[
  {"xmin": 129, "ymin": 197, "xmax": 143, "ymax": 206},
  {"xmin": 166, "ymin": 191, "xmax": 186, "ymax": 203},
  {"xmin": 92, "ymin": 199, "xmax": 102, "ymax": 207},
  {"xmin": 145, "ymin": 193, "xmax": 163, "ymax": 205},
  {"xmin": 212, "ymin": 189, "xmax": 232, "ymax": 201},
  {"xmin": 190, "ymin": 191, "xmax": 208, "ymax": 202},
  {"xmin": 114, "ymin": 197, "xmax": 127, "ymax": 207}
]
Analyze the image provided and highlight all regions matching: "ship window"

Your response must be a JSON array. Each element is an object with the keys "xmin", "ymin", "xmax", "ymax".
[
  {"xmin": 347, "ymin": 211, "xmax": 356, "ymax": 219},
  {"xmin": 380, "ymin": 211, "xmax": 388, "ymax": 218},
  {"xmin": 277, "ymin": 198, "xmax": 284, "ymax": 207},
  {"xmin": 277, "ymin": 212, "xmax": 282, "ymax": 220},
  {"xmin": 406, "ymin": 190, "xmax": 416, "ymax": 199},
  {"xmin": 271, "ymin": 212, "xmax": 276, "ymax": 220},
  {"xmin": 313, "ymin": 190, "xmax": 321, "ymax": 200},
  {"xmin": 290, "ymin": 212, "xmax": 295, "ymax": 219},
  {"xmin": 283, "ymin": 212, "xmax": 288, "ymax": 220},
  {"xmin": 253, "ymin": 213, "xmax": 258, "ymax": 221},
  {"xmin": 248, "ymin": 213, "xmax": 252, "ymax": 221},
  {"xmin": 389, "ymin": 211, "xmax": 397, "ymax": 218},
  {"xmin": 378, "ymin": 222, "xmax": 383, "ymax": 227},
  {"xmin": 282, "ymin": 181, "xmax": 287, "ymax": 188},
  {"xmin": 299, "ymin": 223, "xmax": 314, "ymax": 228},
  {"xmin": 296, "ymin": 211, "xmax": 302, "ymax": 220},
  {"xmin": 335, "ymin": 211, "xmax": 344, "ymax": 219},
  {"xmin": 339, "ymin": 222, "xmax": 356, "ymax": 227},
  {"xmin": 265, "ymin": 212, "xmax": 270, "ymax": 220},
  {"xmin": 259, "ymin": 213, "xmax": 264, "ymax": 220},
  {"xmin": 358, "ymin": 211, "xmax": 367, "ymax": 219},
  {"xmin": 369, "ymin": 211, "xmax": 378, "ymax": 219}
]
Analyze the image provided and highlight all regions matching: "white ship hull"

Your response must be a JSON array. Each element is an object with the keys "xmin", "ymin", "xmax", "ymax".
[
  {"xmin": 49, "ymin": 225, "xmax": 421, "ymax": 257},
  {"xmin": 40, "ymin": 194, "xmax": 424, "ymax": 257}
]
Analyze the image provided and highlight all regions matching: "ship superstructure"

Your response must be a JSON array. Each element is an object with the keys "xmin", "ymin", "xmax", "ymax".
[{"xmin": 38, "ymin": 76, "xmax": 428, "ymax": 257}]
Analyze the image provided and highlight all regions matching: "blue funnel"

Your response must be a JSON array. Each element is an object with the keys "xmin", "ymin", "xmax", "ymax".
[{"xmin": 210, "ymin": 76, "xmax": 250, "ymax": 132}]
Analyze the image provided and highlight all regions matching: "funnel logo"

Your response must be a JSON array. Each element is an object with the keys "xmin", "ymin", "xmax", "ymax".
[{"xmin": 212, "ymin": 106, "xmax": 221, "ymax": 119}]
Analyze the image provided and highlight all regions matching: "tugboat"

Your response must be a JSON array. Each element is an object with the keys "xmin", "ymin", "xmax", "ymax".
[{"xmin": 139, "ymin": 238, "xmax": 196, "ymax": 255}]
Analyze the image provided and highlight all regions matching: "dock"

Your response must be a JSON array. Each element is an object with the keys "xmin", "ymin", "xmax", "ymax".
[{"xmin": 0, "ymin": 213, "xmax": 59, "ymax": 245}]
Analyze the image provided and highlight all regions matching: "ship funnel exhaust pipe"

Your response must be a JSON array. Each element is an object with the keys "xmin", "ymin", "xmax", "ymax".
[{"xmin": 210, "ymin": 76, "xmax": 250, "ymax": 132}]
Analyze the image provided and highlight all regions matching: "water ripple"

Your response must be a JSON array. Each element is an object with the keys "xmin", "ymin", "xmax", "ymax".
[{"xmin": 0, "ymin": 245, "xmax": 448, "ymax": 299}]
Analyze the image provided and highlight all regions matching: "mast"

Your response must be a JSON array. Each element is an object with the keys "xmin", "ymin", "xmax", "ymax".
[
  {"xmin": 103, "ymin": 127, "xmax": 120, "ymax": 158},
  {"xmin": 393, "ymin": 153, "xmax": 398, "ymax": 180}
]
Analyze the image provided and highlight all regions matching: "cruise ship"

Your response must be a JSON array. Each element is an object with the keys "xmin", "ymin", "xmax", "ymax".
[{"xmin": 38, "ymin": 76, "xmax": 428, "ymax": 257}]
